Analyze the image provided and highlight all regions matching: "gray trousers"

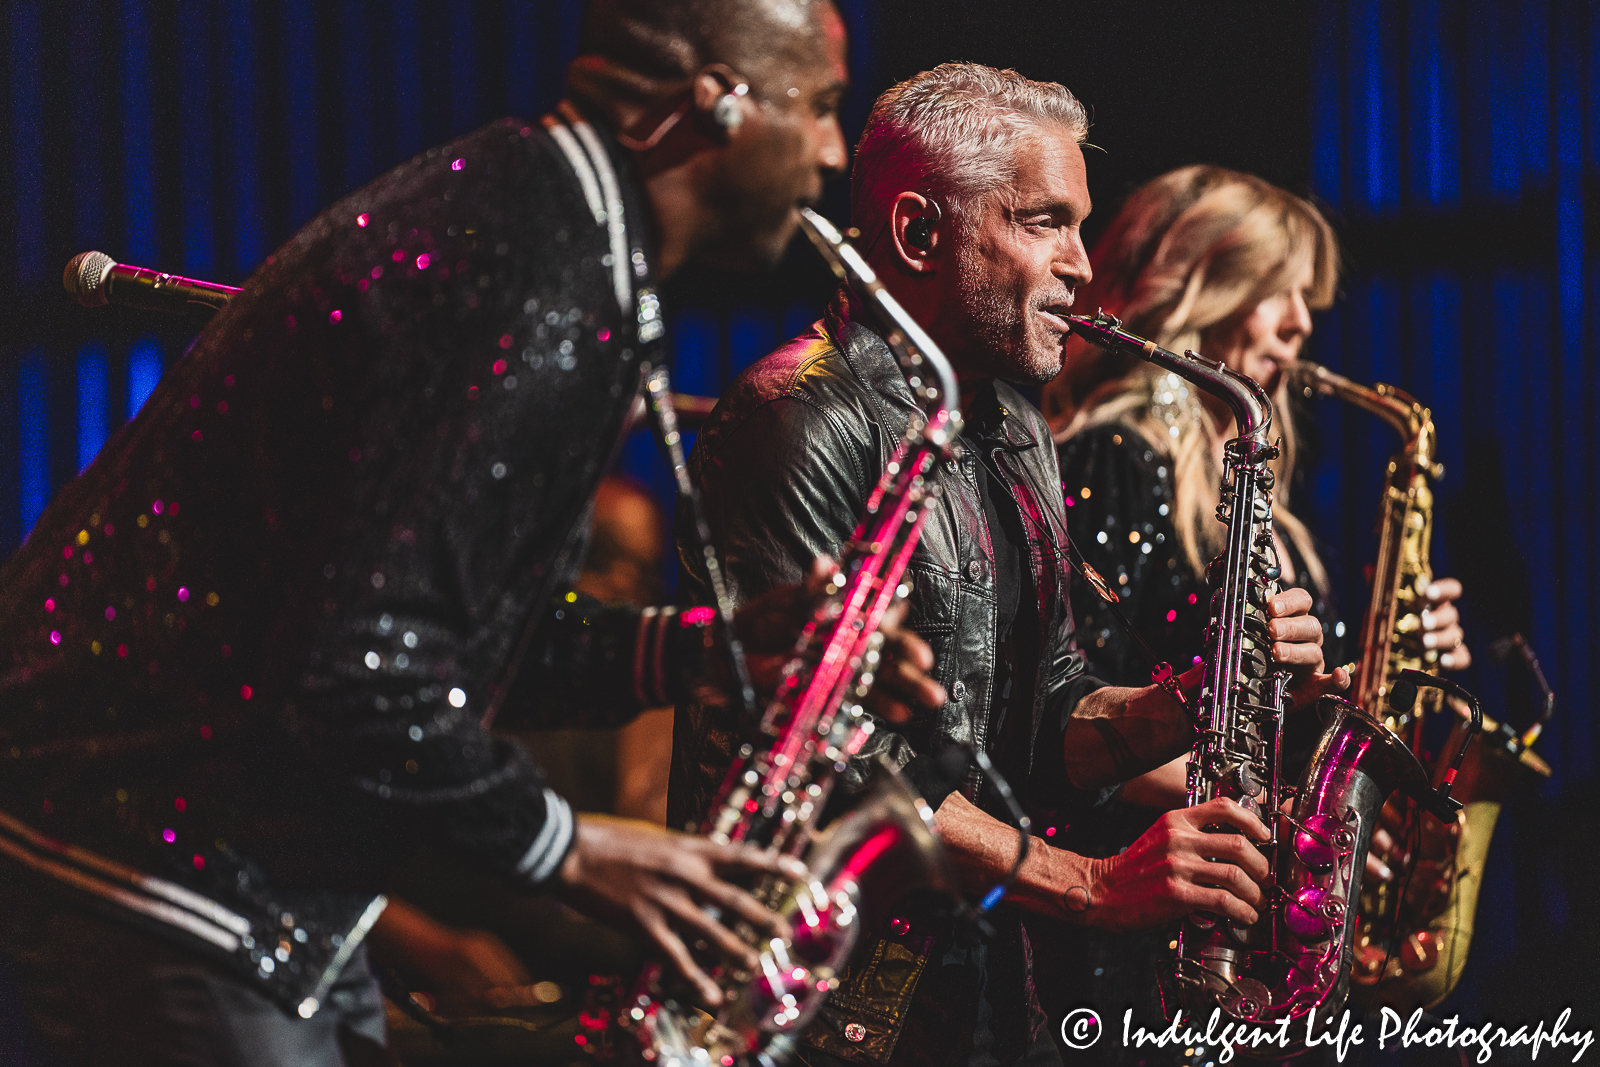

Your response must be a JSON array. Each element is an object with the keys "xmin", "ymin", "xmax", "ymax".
[{"xmin": 0, "ymin": 866, "xmax": 393, "ymax": 1067}]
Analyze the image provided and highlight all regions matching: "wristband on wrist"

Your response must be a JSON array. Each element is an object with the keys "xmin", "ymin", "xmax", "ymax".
[{"xmin": 648, "ymin": 604, "xmax": 717, "ymax": 706}]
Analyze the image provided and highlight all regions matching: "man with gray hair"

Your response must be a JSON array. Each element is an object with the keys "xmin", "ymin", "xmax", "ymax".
[{"xmin": 671, "ymin": 62, "xmax": 1341, "ymax": 1066}]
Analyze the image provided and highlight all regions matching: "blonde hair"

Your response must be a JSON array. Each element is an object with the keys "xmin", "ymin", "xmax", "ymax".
[
  {"xmin": 852, "ymin": 62, "xmax": 1088, "ymax": 236},
  {"xmin": 1043, "ymin": 165, "xmax": 1339, "ymax": 591}
]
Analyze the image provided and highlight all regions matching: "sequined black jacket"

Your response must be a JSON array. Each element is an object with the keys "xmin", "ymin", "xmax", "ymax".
[
  {"xmin": 669, "ymin": 291, "xmax": 1104, "ymax": 1067},
  {"xmin": 0, "ymin": 114, "xmax": 694, "ymax": 1005},
  {"xmin": 1057, "ymin": 424, "xmax": 1344, "ymax": 692}
]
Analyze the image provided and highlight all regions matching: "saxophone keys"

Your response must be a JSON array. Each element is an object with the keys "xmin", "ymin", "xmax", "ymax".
[
  {"xmin": 1219, "ymin": 977, "xmax": 1274, "ymax": 1021},
  {"xmin": 1293, "ymin": 814, "xmax": 1349, "ymax": 870},
  {"xmin": 1284, "ymin": 886, "xmax": 1342, "ymax": 941}
]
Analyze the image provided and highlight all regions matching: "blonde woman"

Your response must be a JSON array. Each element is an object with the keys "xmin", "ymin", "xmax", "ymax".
[
  {"xmin": 1045, "ymin": 165, "xmax": 1468, "ymax": 802},
  {"xmin": 1032, "ymin": 166, "xmax": 1469, "ymax": 1063}
]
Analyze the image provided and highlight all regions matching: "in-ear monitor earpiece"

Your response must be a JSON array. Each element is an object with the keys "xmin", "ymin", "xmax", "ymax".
[
  {"xmin": 906, "ymin": 198, "xmax": 943, "ymax": 250},
  {"xmin": 713, "ymin": 83, "xmax": 750, "ymax": 132}
]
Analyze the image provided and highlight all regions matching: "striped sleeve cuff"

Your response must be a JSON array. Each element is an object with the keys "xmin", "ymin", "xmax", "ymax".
[
  {"xmin": 513, "ymin": 788, "xmax": 576, "ymax": 887},
  {"xmin": 634, "ymin": 604, "xmax": 718, "ymax": 707},
  {"xmin": 632, "ymin": 606, "xmax": 673, "ymax": 707}
]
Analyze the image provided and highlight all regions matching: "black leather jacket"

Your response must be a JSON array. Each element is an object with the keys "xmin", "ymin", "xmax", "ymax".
[
  {"xmin": 671, "ymin": 290, "xmax": 1104, "ymax": 1067},
  {"xmin": 0, "ymin": 111, "xmax": 707, "ymax": 1010}
]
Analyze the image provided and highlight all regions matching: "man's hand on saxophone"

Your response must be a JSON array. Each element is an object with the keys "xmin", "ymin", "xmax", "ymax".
[
  {"xmin": 1077, "ymin": 799, "xmax": 1274, "ymax": 932},
  {"xmin": 915, "ymin": 588, "xmax": 1331, "ymax": 930},
  {"xmin": 935, "ymin": 790, "xmax": 1274, "ymax": 931},
  {"xmin": 555, "ymin": 816, "xmax": 809, "ymax": 1007},
  {"xmin": 549, "ymin": 559, "xmax": 947, "ymax": 1010}
]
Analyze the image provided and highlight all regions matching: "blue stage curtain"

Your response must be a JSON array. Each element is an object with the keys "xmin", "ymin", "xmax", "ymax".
[{"xmin": 1308, "ymin": 0, "xmax": 1597, "ymax": 1023}]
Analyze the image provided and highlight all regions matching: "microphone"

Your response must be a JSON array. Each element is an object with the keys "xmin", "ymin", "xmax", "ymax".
[
  {"xmin": 1387, "ymin": 678, "xmax": 1418, "ymax": 716},
  {"xmin": 1487, "ymin": 632, "xmax": 1555, "ymax": 748},
  {"xmin": 1486, "ymin": 635, "xmax": 1520, "ymax": 663},
  {"xmin": 1389, "ymin": 668, "xmax": 1480, "ymax": 822},
  {"xmin": 64, "ymin": 251, "xmax": 241, "ymax": 322}
]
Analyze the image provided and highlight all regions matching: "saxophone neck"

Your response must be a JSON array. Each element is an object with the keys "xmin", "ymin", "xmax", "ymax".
[
  {"xmin": 1290, "ymin": 361, "xmax": 1441, "ymax": 474},
  {"xmin": 798, "ymin": 208, "xmax": 963, "ymax": 445},
  {"xmin": 1066, "ymin": 310, "xmax": 1274, "ymax": 445},
  {"xmin": 1295, "ymin": 360, "xmax": 1445, "ymax": 716}
]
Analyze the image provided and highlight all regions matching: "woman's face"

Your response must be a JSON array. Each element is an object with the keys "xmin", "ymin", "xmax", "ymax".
[{"xmin": 1205, "ymin": 257, "xmax": 1316, "ymax": 395}]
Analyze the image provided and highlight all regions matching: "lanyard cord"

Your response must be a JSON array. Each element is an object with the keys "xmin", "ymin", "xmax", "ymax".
[{"xmin": 545, "ymin": 103, "xmax": 757, "ymax": 717}]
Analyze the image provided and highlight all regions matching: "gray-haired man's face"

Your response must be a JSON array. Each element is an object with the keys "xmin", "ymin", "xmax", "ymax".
[{"xmin": 942, "ymin": 127, "xmax": 1093, "ymax": 384}]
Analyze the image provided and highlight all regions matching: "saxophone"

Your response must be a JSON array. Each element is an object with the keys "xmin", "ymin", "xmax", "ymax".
[
  {"xmin": 1290, "ymin": 362, "xmax": 1548, "ymax": 1012},
  {"xmin": 1067, "ymin": 313, "xmax": 1434, "ymax": 1044},
  {"xmin": 619, "ymin": 209, "xmax": 959, "ymax": 1067}
]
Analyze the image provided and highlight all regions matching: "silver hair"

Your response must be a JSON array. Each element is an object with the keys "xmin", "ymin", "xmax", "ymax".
[{"xmin": 852, "ymin": 62, "xmax": 1089, "ymax": 236}]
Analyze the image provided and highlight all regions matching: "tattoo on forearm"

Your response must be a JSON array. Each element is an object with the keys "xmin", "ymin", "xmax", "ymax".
[{"xmin": 1090, "ymin": 718, "xmax": 1140, "ymax": 779}]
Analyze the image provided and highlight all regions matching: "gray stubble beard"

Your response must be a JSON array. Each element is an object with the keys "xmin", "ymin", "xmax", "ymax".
[{"xmin": 952, "ymin": 239, "xmax": 1064, "ymax": 385}]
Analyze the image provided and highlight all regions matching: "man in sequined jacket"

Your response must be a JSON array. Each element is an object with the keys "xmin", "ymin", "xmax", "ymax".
[
  {"xmin": 670, "ymin": 64, "xmax": 1347, "ymax": 1067},
  {"xmin": 0, "ymin": 2, "xmax": 947, "ymax": 1063}
]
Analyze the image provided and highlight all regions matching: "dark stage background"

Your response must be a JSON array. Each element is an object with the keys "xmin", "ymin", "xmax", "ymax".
[{"xmin": 2, "ymin": 0, "xmax": 1595, "ymax": 1044}]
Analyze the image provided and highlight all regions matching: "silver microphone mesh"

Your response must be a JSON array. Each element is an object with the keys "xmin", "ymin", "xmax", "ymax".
[{"xmin": 64, "ymin": 250, "xmax": 117, "ymax": 307}]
